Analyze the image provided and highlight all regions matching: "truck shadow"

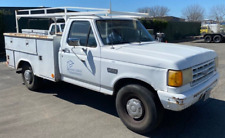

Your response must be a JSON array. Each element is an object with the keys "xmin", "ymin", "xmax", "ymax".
[
  {"xmin": 146, "ymin": 98, "xmax": 225, "ymax": 138},
  {"xmin": 39, "ymin": 82, "xmax": 225, "ymax": 137},
  {"xmin": 40, "ymin": 81, "xmax": 118, "ymax": 117}
]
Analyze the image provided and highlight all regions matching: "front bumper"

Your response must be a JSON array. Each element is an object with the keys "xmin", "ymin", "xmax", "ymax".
[{"xmin": 157, "ymin": 73, "xmax": 219, "ymax": 111}]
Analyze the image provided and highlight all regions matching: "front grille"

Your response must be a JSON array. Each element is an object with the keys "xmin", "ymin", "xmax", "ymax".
[{"xmin": 191, "ymin": 59, "xmax": 216, "ymax": 86}]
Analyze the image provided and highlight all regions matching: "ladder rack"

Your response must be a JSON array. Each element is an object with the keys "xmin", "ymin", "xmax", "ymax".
[{"xmin": 15, "ymin": 7, "xmax": 149, "ymax": 33}]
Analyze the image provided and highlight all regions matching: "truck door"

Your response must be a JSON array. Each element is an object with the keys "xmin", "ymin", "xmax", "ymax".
[{"xmin": 59, "ymin": 20, "xmax": 101, "ymax": 91}]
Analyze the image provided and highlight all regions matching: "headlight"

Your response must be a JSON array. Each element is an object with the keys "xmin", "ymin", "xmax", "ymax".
[
  {"xmin": 215, "ymin": 57, "xmax": 218, "ymax": 69},
  {"xmin": 168, "ymin": 68, "xmax": 192, "ymax": 87}
]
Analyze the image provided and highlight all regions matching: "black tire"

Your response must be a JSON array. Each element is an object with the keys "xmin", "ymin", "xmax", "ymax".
[
  {"xmin": 213, "ymin": 35, "xmax": 222, "ymax": 43},
  {"xmin": 116, "ymin": 84, "xmax": 164, "ymax": 134},
  {"xmin": 22, "ymin": 64, "xmax": 42, "ymax": 90},
  {"xmin": 204, "ymin": 35, "xmax": 212, "ymax": 43}
]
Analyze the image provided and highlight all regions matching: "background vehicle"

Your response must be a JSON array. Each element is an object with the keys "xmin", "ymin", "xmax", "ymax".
[
  {"xmin": 200, "ymin": 20, "xmax": 225, "ymax": 43},
  {"xmin": 4, "ymin": 7, "xmax": 219, "ymax": 134},
  {"xmin": 21, "ymin": 23, "xmax": 65, "ymax": 35}
]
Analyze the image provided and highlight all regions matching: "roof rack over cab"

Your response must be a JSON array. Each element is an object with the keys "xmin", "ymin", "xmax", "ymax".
[{"xmin": 15, "ymin": 7, "xmax": 149, "ymax": 33}]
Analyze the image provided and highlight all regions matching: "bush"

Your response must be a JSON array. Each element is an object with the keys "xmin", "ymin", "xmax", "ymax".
[
  {"xmin": 139, "ymin": 18, "xmax": 168, "ymax": 35},
  {"xmin": 0, "ymin": 9, "xmax": 12, "ymax": 57},
  {"xmin": 0, "ymin": 13, "xmax": 4, "ymax": 56},
  {"xmin": 163, "ymin": 21, "xmax": 201, "ymax": 41},
  {"xmin": 139, "ymin": 18, "xmax": 201, "ymax": 42}
]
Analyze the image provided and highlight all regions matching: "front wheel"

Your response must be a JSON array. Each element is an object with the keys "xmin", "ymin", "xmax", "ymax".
[
  {"xmin": 22, "ymin": 64, "xmax": 42, "ymax": 90},
  {"xmin": 116, "ymin": 84, "xmax": 164, "ymax": 134}
]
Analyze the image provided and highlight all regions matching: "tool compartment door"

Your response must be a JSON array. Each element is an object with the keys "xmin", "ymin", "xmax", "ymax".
[
  {"xmin": 36, "ymin": 39, "xmax": 56, "ymax": 81},
  {"xmin": 5, "ymin": 36, "xmax": 37, "ymax": 55},
  {"xmin": 5, "ymin": 49, "xmax": 15, "ymax": 68}
]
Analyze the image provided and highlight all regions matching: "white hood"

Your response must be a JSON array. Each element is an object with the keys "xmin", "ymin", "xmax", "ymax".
[{"xmin": 101, "ymin": 42, "xmax": 217, "ymax": 70}]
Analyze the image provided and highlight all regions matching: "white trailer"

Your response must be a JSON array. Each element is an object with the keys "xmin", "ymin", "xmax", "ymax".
[{"xmin": 4, "ymin": 7, "xmax": 219, "ymax": 134}]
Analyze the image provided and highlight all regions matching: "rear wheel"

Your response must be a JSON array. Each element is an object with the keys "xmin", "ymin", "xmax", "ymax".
[
  {"xmin": 213, "ymin": 35, "xmax": 222, "ymax": 43},
  {"xmin": 22, "ymin": 64, "xmax": 42, "ymax": 90},
  {"xmin": 116, "ymin": 84, "xmax": 164, "ymax": 134},
  {"xmin": 204, "ymin": 35, "xmax": 212, "ymax": 43}
]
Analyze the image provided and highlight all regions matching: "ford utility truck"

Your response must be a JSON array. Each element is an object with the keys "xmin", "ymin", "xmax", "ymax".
[{"xmin": 4, "ymin": 7, "xmax": 219, "ymax": 134}]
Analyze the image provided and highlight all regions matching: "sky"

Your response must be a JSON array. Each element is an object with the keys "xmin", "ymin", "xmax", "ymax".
[{"xmin": 0, "ymin": 0, "xmax": 225, "ymax": 18}]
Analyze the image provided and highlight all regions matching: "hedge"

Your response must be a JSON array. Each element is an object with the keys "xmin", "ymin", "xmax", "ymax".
[
  {"xmin": 140, "ymin": 18, "xmax": 168, "ymax": 34},
  {"xmin": 139, "ymin": 18, "xmax": 201, "ymax": 42},
  {"xmin": 163, "ymin": 21, "xmax": 201, "ymax": 41},
  {"xmin": 0, "ymin": 13, "xmax": 4, "ymax": 56}
]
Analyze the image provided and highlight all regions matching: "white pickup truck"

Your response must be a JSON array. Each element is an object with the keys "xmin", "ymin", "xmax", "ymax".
[
  {"xmin": 4, "ymin": 7, "xmax": 219, "ymax": 134},
  {"xmin": 21, "ymin": 23, "xmax": 65, "ymax": 36}
]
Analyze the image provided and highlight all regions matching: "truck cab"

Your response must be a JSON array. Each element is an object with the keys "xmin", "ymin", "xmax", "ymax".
[
  {"xmin": 48, "ymin": 23, "xmax": 65, "ymax": 35},
  {"xmin": 200, "ymin": 26, "xmax": 210, "ymax": 35}
]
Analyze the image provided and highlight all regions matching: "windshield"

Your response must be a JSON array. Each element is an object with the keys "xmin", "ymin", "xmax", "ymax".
[
  {"xmin": 201, "ymin": 26, "xmax": 207, "ymax": 29},
  {"xmin": 96, "ymin": 20, "xmax": 154, "ymax": 45}
]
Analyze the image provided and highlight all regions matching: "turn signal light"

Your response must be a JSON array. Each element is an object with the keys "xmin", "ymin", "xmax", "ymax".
[{"xmin": 168, "ymin": 70, "xmax": 183, "ymax": 87}]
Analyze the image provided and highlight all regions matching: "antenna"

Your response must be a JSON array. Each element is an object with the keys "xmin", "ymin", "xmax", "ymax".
[
  {"xmin": 109, "ymin": 0, "xmax": 112, "ymax": 14},
  {"xmin": 109, "ymin": 0, "xmax": 115, "ymax": 49}
]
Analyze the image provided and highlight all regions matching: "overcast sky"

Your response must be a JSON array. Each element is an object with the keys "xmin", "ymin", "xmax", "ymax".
[{"xmin": 1, "ymin": 0, "xmax": 225, "ymax": 18}]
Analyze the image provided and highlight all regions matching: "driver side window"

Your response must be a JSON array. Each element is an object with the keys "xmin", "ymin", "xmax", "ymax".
[{"xmin": 68, "ymin": 21, "xmax": 97, "ymax": 47}]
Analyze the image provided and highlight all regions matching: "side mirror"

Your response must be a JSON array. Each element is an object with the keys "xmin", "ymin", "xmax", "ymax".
[{"xmin": 67, "ymin": 38, "xmax": 80, "ymax": 46}]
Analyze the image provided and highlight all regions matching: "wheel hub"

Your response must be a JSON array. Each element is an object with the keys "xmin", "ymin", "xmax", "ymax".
[
  {"xmin": 24, "ymin": 70, "xmax": 32, "ymax": 84},
  {"xmin": 126, "ymin": 98, "xmax": 143, "ymax": 119}
]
